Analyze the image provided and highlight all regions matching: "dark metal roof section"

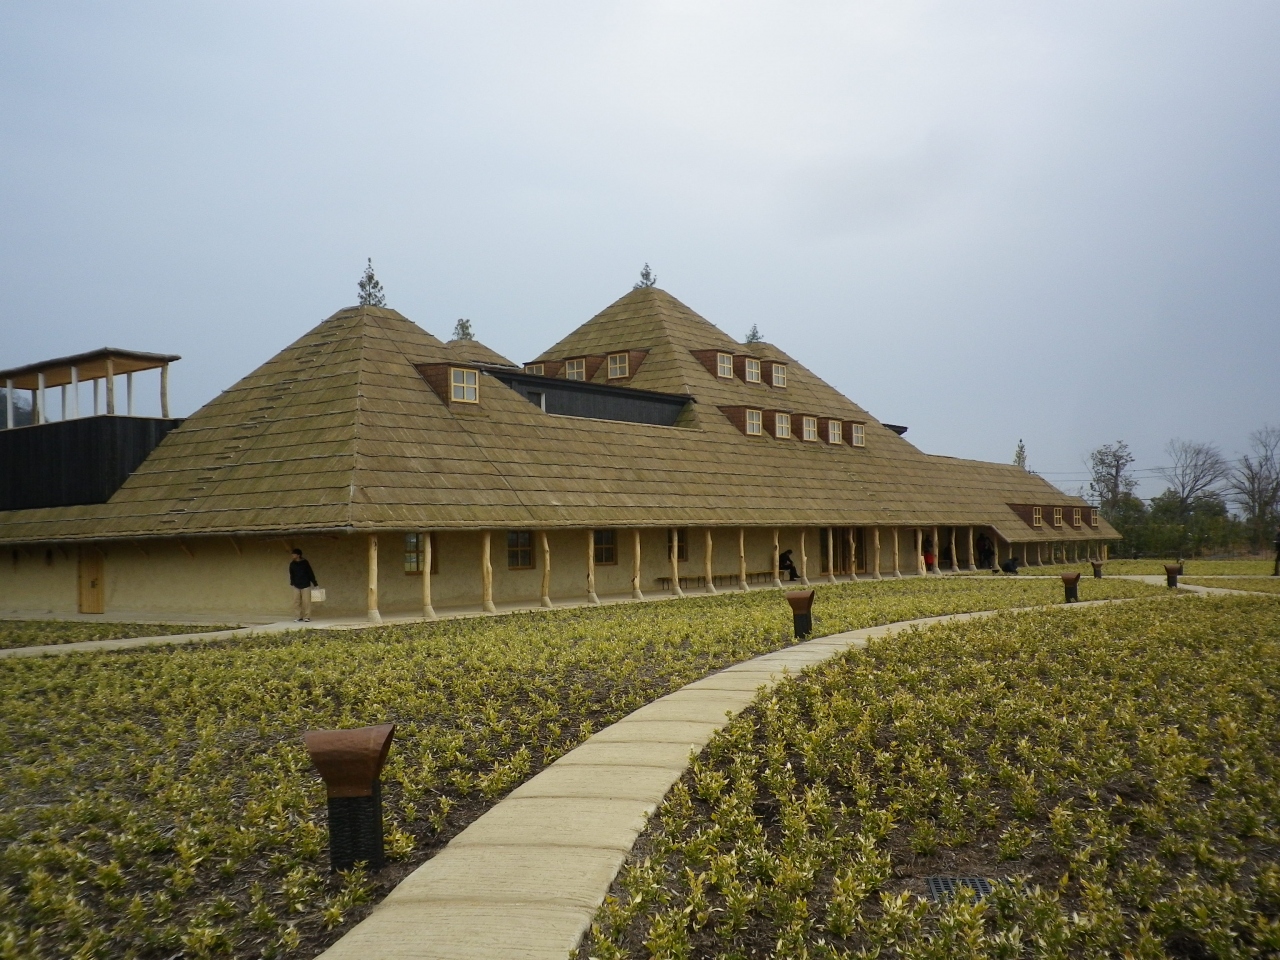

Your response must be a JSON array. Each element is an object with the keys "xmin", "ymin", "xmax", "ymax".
[
  {"xmin": 884, "ymin": 423, "xmax": 909, "ymax": 436},
  {"xmin": 484, "ymin": 366, "xmax": 693, "ymax": 427}
]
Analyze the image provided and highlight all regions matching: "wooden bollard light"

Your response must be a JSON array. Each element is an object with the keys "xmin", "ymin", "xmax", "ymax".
[
  {"xmin": 1091, "ymin": 560, "xmax": 1104, "ymax": 579},
  {"xmin": 1061, "ymin": 572, "xmax": 1081, "ymax": 603},
  {"xmin": 1164, "ymin": 563, "xmax": 1183, "ymax": 589},
  {"xmin": 786, "ymin": 589, "xmax": 816, "ymax": 640},
  {"xmin": 303, "ymin": 723, "xmax": 395, "ymax": 872}
]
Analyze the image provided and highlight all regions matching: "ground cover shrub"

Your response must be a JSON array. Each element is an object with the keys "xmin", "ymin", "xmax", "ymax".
[
  {"xmin": 1184, "ymin": 578, "xmax": 1280, "ymax": 595},
  {"xmin": 579, "ymin": 596, "xmax": 1280, "ymax": 960},
  {"xmin": 0, "ymin": 577, "xmax": 1163, "ymax": 959},
  {"xmin": 1032, "ymin": 558, "xmax": 1273, "ymax": 576},
  {"xmin": 0, "ymin": 620, "xmax": 239, "ymax": 651}
]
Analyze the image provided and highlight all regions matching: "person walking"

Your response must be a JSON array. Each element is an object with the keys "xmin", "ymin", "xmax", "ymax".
[{"xmin": 289, "ymin": 548, "xmax": 319, "ymax": 621}]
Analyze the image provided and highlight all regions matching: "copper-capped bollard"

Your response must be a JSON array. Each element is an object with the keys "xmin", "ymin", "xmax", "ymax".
[
  {"xmin": 1061, "ymin": 572, "xmax": 1081, "ymax": 603},
  {"xmin": 786, "ymin": 589, "xmax": 816, "ymax": 640},
  {"xmin": 1091, "ymin": 560, "xmax": 1104, "ymax": 579},
  {"xmin": 304, "ymin": 723, "xmax": 395, "ymax": 871},
  {"xmin": 1164, "ymin": 563, "xmax": 1183, "ymax": 589}
]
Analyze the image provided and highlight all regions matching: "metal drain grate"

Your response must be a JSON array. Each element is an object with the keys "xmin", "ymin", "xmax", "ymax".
[{"xmin": 924, "ymin": 876, "xmax": 994, "ymax": 902}]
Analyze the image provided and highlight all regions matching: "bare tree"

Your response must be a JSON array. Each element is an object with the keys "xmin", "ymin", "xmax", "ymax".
[
  {"xmin": 1088, "ymin": 441, "xmax": 1138, "ymax": 518},
  {"xmin": 1157, "ymin": 439, "xmax": 1229, "ymax": 519},
  {"xmin": 1225, "ymin": 425, "xmax": 1280, "ymax": 549}
]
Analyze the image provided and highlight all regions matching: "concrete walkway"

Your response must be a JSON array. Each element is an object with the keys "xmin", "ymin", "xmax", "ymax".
[{"xmin": 315, "ymin": 597, "xmax": 1145, "ymax": 960}]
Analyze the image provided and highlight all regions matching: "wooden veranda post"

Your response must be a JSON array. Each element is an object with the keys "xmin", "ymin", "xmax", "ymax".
[
  {"xmin": 738, "ymin": 528, "xmax": 748, "ymax": 591},
  {"xmin": 669, "ymin": 528, "xmax": 684, "ymax": 597},
  {"xmin": 949, "ymin": 527, "xmax": 959, "ymax": 573},
  {"xmin": 848, "ymin": 527, "xmax": 858, "ymax": 581},
  {"xmin": 540, "ymin": 531, "xmax": 553, "ymax": 608},
  {"xmin": 892, "ymin": 528, "xmax": 902, "ymax": 577},
  {"xmin": 481, "ymin": 531, "xmax": 496, "ymax": 613},
  {"xmin": 586, "ymin": 529, "xmax": 600, "ymax": 604},
  {"xmin": 872, "ymin": 527, "xmax": 883, "ymax": 580},
  {"xmin": 772, "ymin": 528, "xmax": 782, "ymax": 588},
  {"xmin": 367, "ymin": 533, "xmax": 382, "ymax": 623},
  {"xmin": 422, "ymin": 532, "xmax": 436, "ymax": 619},
  {"xmin": 105, "ymin": 356, "xmax": 115, "ymax": 415},
  {"xmin": 799, "ymin": 530, "xmax": 810, "ymax": 586},
  {"xmin": 931, "ymin": 525, "xmax": 940, "ymax": 573},
  {"xmin": 631, "ymin": 529, "xmax": 644, "ymax": 600},
  {"xmin": 967, "ymin": 526, "xmax": 976, "ymax": 571},
  {"xmin": 160, "ymin": 363, "xmax": 171, "ymax": 419},
  {"xmin": 914, "ymin": 528, "xmax": 923, "ymax": 576},
  {"xmin": 703, "ymin": 529, "xmax": 716, "ymax": 594},
  {"xmin": 826, "ymin": 527, "xmax": 837, "ymax": 584}
]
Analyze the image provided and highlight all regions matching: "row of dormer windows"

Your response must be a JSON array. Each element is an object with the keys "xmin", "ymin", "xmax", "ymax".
[
  {"xmin": 525, "ymin": 352, "xmax": 635, "ymax": 381},
  {"xmin": 530, "ymin": 351, "xmax": 791, "ymax": 388},
  {"xmin": 740, "ymin": 409, "xmax": 864, "ymax": 446},
  {"xmin": 1031, "ymin": 505, "xmax": 1099, "ymax": 528}
]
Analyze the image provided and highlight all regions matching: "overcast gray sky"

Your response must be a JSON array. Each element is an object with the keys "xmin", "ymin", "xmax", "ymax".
[{"xmin": 3, "ymin": 2, "xmax": 1277, "ymax": 499}]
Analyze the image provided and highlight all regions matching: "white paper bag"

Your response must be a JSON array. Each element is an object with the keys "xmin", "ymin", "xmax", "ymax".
[{"xmin": 310, "ymin": 588, "xmax": 326, "ymax": 603}]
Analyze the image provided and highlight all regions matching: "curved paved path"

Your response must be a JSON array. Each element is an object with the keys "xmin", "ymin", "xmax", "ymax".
[{"xmin": 317, "ymin": 596, "xmax": 1150, "ymax": 960}]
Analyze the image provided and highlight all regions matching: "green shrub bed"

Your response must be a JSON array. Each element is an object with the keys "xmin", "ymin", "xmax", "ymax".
[
  {"xmin": 579, "ymin": 596, "xmax": 1280, "ymax": 960},
  {"xmin": 0, "ymin": 577, "xmax": 1162, "ymax": 960},
  {"xmin": 1032, "ymin": 558, "xmax": 1273, "ymax": 576},
  {"xmin": 0, "ymin": 620, "xmax": 239, "ymax": 651}
]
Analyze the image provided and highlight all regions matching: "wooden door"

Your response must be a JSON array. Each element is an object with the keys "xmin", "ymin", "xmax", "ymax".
[{"xmin": 78, "ymin": 547, "xmax": 104, "ymax": 614}]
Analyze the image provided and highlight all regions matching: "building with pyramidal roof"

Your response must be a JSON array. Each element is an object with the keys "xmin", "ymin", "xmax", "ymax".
[{"xmin": 0, "ymin": 286, "xmax": 1117, "ymax": 621}]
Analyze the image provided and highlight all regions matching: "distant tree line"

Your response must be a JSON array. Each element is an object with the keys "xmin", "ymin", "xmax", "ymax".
[{"xmin": 1089, "ymin": 428, "xmax": 1280, "ymax": 558}]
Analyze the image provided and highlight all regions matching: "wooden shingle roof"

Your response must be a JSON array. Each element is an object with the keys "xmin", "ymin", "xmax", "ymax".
[{"xmin": 0, "ymin": 291, "xmax": 1119, "ymax": 544}]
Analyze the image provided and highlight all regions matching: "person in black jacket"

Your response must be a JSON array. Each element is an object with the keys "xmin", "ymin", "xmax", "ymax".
[
  {"xmin": 778, "ymin": 549, "xmax": 800, "ymax": 581},
  {"xmin": 289, "ymin": 548, "xmax": 319, "ymax": 622}
]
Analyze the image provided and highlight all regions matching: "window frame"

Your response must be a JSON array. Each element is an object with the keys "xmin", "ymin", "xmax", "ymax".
[
  {"xmin": 745, "ymin": 358, "xmax": 761, "ymax": 383},
  {"xmin": 850, "ymin": 423, "xmax": 865, "ymax": 447},
  {"xmin": 1091, "ymin": 509, "xmax": 1100, "ymax": 528},
  {"xmin": 774, "ymin": 412, "xmax": 792, "ymax": 439},
  {"xmin": 745, "ymin": 408, "xmax": 763, "ymax": 436},
  {"xmin": 666, "ymin": 528, "xmax": 689, "ymax": 562},
  {"xmin": 771, "ymin": 363, "xmax": 787, "ymax": 388},
  {"xmin": 1053, "ymin": 507, "xmax": 1063, "ymax": 527},
  {"xmin": 564, "ymin": 358, "xmax": 586, "ymax": 381},
  {"xmin": 507, "ymin": 530, "xmax": 535, "ymax": 570},
  {"xmin": 607, "ymin": 353, "xmax": 629, "ymax": 379},
  {"xmin": 1032, "ymin": 506, "xmax": 1043, "ymax": 527},
  {"xmin": 802, "ymin": 416, "xmax": 818, "ymax": 442},
  {"xmin": 524, "ymin": 363, "xmax": 544, "ymax": 376},
  {"xmin": 716, "ymin": 352, "xmax": 734, "ymax": 379},
  {"xmin": 593, "ymin": 529, "xmax": 617, "ymax": 565},
  {"xmin": 404, "ymin": 533, "xmax": 439, "ymax": 575},
  {"xmin": 450, "ymin": 367, "xmax": 479, "ymax": 403},
  {"xmin": 828, "ymin": 420, "xmax": 842, "ymax": 444},
  {"xmin": 1073, "ymin": 507, "xmax": 1082, "ymax": 527}
]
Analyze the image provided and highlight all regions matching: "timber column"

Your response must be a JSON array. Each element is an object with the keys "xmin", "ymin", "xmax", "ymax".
[
  {"xmin": 799, "ymin": 530, "xmax": 810, "ymax": 587},
  {"xmin": 704, "ymin": 529, "xmax": 717, "ymax": 594},
  {"xmin": 872, "ymin": 527, "xmax": 883, "ymax": 580},
  {"xmin": 914, "ymin": 528, "xmax": 923, "ymax": 576},
  {"xmin": 738, "ymin": 528, "xmax": 748, "ymax": 591},
  {"xmin": 931, "ymin": 525, "xmax": 941, "ymax": 573},
  {"xmin": 367, "ymin": 533, "xmax": 382, "ymax": 623},
  {"xmin": 539, "ymin": 531, "xmax": 553, "ymax": 608},
  {"xmin": 421, "ymin": 532, "xmax": 436, "ymax": 619},
  {"xmin": 967, "ymin": 526, "xmax": 977, "ymax": 571},
  {"xmin": 826, "ymin": 528, "xmax": 837, "ymax": 584},
  {"xmin": 670, "ymin": 528, "xmax": 684, "ymax": 597},
  {"xmin": 631, "ymin": 529, "xmax": 644, "ymax": 600},
  {"xmin": 586, "ymin": 529, "xmax": 600, "ymax": 604},
  {"xmin": 848, "ymin": 527, "xmax": 859, "ymax": 581},
  {"xmin": 892, "ymin": 528, "xmax": 901, "ymax": 578},
  {"xmin": 481, "ymin": 531, "xmax": 496, "ymax": 613},
  {"xmin": 772, "ymin": 529, "xmax": 783, "ymax": 588},
  {"xmin": 949, "ymin": 527, "xmax": 959, "ymax": 573}
]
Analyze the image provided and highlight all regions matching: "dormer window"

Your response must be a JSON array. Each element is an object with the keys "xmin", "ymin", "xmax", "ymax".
[
  {"xmin": 746, "ymin": 409, "xmax": 763, "ymax": 435},
  {"xmin": 850, "ymin": 423, "xmax": 865, "ymax": 447},
  {"xmin": 716, "ymin": 352, "xmax": 733, "ymax": 378},
  {"xmin": 1091, "ymin": 509, "xmax": 1099, "ymax": 527},
  {"xmin": 828, "ymin": 420, "xmax": 842, "ymax": 444},
  {"xmin": 745, "ymin": 358, "xmax": 761, "ymax": 383},
  {"xmin": 525, "ymin": 363, "xmax": 544, "ymax": 376},
  {"xmin": 451, "ymin": 368, "xmax": 479, "ymax": 403},
  {"xmin": 1032, "ymin": 506, "xmax": 1043, "ymax": 527},
  {"xmin": 802, "ymin": 416, "xmax": 818, "ymax": 441},
  {"xmin": 1053, "ymin": 507, "xmax": 1063, "ymax": 527},
  {"xmin": 1073, "ymin": 508, "xmax": 1082, "ymax": 527},
  {"xmin": 607, "ymin": 353, "xmax": 629, "ymax": 379},
  {"xmin": 771, "ymin": 363, "xmax": 787, "ymax": 388},
  {"xmin": 774, "ymin": 412, "xmax": 792, "ymax": 438},
  {"xmin": 565, "ymin": 358, "xmax": 586, "ymax": 381}
]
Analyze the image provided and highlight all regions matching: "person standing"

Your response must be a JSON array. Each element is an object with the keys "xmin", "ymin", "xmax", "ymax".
[{"xmin": 289, "ymin": 548, "xmax": 319, "ymax": 621}]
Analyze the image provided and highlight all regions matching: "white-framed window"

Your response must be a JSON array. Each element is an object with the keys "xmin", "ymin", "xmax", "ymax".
[
  {"xmin": 451, "ymin": 367, "xmax": 479, "ymax": 403},
  {"xmin": 828, "ymin": 420, "xmax": 842, "ymax": 444},
  {"xmin": 507, "ymin": 531, "xmax": 534, "ymax": 570},
  {"xmin": 745, "ymin": 409, "xmax": 763, "ymax": 435},
  {"xmin": 745, "ymin": 358, "xmax": 761, "ymax": 383},
  {"xmin": 775, "ymin": 412, "xmax": 792, "ymax": 438},
  {"xmin": 716, "ymin": 352, "xmax": 734, "ymax": 378},
  {"xmin": 565, "ymin": 358, "xmax": 586, "ymax": 381},
  {"xmin": 607, "ymin": 353, "xmax": 628, "ymax": 379},
  {"xmin": 802, "ymin": 416, "xmax": 818, "ymax": 441},
  {"xmin": 772, "ymin": 363, "xmax": 787, "ymax": 388},
  {"xmin": 1073, "ymin": 508, "xmax": 1082, "ymax": 527},
  {"xmin": 850, "ymin": 423, "xmax": 865, "ymax": 447},
  {"xmin": 1053, "ymin": 507, "xmax": 1063, "ymax": 527},
  {"xmin": 524, "ymin": 363, "xmax": 544, "ymax": 376},
  {"xmin": 1091, "ymin": 509, "xmax": 1099, "ymax": 528},
  {"xmin": 1032, "ymin": 506, "xmax": 1043, "ymax": 527}
]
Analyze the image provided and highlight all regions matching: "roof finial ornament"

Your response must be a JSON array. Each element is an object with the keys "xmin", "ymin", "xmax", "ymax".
[
  {"xmin": 744, "ymin": 324, "xmax": 764, "ymax": 344},
  {"xmin": 634, "ymin": 263, "xmax": 657, "ymax": 289},
  {"xmin": 358, "ymin": 259, "xmax": 386, "ymax": 307},
  {"xmin": 452, "ymin": 319, "xmax": 474, "ymax": 341}
]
